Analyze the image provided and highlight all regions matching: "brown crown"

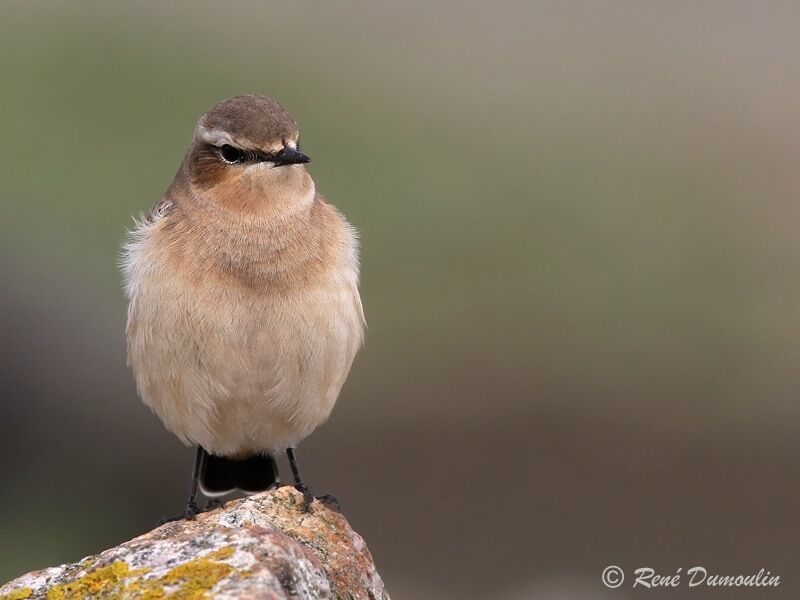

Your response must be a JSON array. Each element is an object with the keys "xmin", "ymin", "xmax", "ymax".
[{"xmin": 199, "ymin": 95, "xmax": 299, "ymax": 147}]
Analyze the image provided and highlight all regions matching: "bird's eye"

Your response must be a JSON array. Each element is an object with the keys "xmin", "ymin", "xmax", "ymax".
[{"xmin": 220, "ymin": 144, "xmax": 244, "ymax": 164}]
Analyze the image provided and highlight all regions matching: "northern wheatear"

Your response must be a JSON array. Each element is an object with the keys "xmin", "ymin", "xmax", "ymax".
[{"xmin": 122, "ymin": 95, "xmax": 365, "ymax": 517}]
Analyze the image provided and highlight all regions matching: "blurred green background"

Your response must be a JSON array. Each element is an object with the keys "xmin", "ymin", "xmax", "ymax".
[{"xmin": 1, "ymin": 2, "xmax": 799, "ymax": 598}]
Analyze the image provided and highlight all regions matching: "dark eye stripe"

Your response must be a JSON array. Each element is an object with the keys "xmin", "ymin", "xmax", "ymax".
[{"xmin": 218, "ymin": 144, "xmax": 279, "ymax": 165}]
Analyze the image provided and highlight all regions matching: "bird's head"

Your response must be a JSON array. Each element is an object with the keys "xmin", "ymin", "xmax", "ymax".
[{"xmin": 181, "ymin": 95, "xmax": 314, "ymax": 213}]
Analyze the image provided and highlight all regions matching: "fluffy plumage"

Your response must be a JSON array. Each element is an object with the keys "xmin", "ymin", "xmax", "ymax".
[{"xmin": 122, "ymin": 96, "xmax": 365, "ymax": 460}]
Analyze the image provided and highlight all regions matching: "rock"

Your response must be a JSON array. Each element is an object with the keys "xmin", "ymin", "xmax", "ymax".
[{"xmin": 0, "ymin": 487, "xmax": 390, "ymax": 600}]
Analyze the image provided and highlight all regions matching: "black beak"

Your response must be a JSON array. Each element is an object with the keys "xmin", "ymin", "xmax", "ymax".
[{"xmin": 273, "ymin": 147, "xmax": 310, "ymax": 166}]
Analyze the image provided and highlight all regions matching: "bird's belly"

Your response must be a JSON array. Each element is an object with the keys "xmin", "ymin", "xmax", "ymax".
[{"xmin": 127, "ymin": 269, "xmax": 363, "ymax": 456}]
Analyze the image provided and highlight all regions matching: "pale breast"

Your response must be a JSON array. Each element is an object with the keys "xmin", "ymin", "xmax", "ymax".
[{"xmin": 123, "ymin": 201, "xmax": 364, "ymax": 456}]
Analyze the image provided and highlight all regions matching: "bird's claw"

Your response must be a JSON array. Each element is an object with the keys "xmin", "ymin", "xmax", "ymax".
[
  {"xmin": 184, "ymin": 500, "xmax": 202, "ymax": 520},
  {"xmin": 293, "ymin": 484, "xmax": 315, "ymax": 512},
  {"xmin": 296, "ymin": 484, "xmax": 315, "ymax": 512},
  {"xmin": 204, "ymin": 498, "xmax": 224, "ymax": 511},
  {"xmin": 157, "ymin": 500, "xmax": 203, "ymax": 525},
  {"xmin": 290, "ymin": 485, "xmax": 340, "ymax": 512},
  {"xmin": 315, "ymin": 494, "xmax": 340, "ymax": 511}
]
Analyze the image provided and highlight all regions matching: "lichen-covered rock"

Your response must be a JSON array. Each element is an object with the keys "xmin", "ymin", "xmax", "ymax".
[{"xmin": 0, "ymin": 487, "xmax": 389, "ymax": 600}]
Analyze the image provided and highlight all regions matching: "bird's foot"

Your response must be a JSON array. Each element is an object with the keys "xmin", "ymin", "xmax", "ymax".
[
  {"xmin": 292, "ymin": 483, "xmax": 316, "ymax": 512},
  {"xmin": 286, "ymin": 484, "xmax": 339, "ymax": 513},
  {"xmin": 204, "ymin": 498, "xmax": 224, "ymax": 511},
  {"xmin": 157, "ymin": 500, "xmax": 203, "ymax": 525},
  {"xmin": 184, "ymin": 499, "xmax": 203, "ymax": 520},
  {"xmin": 315, "ymin": 494, "xmax": 340, "ymax": 511},
  {"xmin": 157, "ymin": 514, "xmax": 181, "ymax": 526}
]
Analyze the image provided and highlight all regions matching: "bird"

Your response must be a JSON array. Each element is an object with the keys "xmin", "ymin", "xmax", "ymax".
[{"xmin": 121, "ymin": 95, "xmax": 365, "ymax": 518}]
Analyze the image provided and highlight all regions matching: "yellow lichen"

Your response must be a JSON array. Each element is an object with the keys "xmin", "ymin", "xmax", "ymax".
[
  {"xmin": 46, "ymin": 562, "xmax": 148, "ymax": 599},
  {"xmin": 1, "ymin": 588, "xmax": 33, "ymax": 600},
  {"xmin": 160, "ymin": 555, "xmax": 234, "ymax": 599},
  {"xmin": 124, "ymin": 579, "xmax": 166, "ymax": 600},
  {"xmin": 42, "ymin": 546, "xmax": 238, "ymax": 600},
  {"xmin": 206, "ymin": 547, "xmax": 234, "ymax": 561}
]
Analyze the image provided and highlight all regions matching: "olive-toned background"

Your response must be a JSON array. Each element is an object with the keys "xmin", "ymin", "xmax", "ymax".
[{"xmin": 1, "ymin": 2, "xmax": 799, "ymax": 598}]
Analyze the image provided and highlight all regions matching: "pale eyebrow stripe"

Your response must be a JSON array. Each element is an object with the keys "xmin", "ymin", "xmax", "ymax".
[
  {"xmin": 195, "ymin": 125, "xmax": 236, "ymax": 147},
  {"xmin": 196, "ymin": 124, "xmax": 293, "ymax": 155}
]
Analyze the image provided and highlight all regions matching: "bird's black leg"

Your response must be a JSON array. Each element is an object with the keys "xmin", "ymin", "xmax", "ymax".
[
  {"xmin": 286, "ymin": 447, "xmax": 339, "ymax": 512},
  {"xmin": 286, "ymin": 447, "xmax": 314, "ymax": 511},
  {"xmin": 183, "ymin": 445, "xmax": 204, "ymax": 518},
  {"xmin": 158, "ymin": 446, "xmax": 204, "ymax": 524}
]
